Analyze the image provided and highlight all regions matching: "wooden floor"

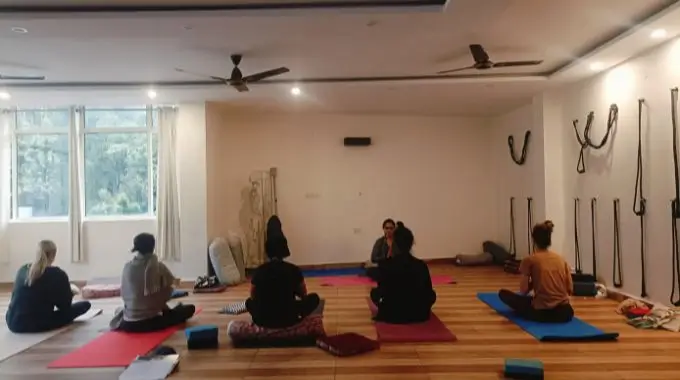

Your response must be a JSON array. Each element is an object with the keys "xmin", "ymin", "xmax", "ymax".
[{"xmin": 0, "ymin": 265, "xmax": 678, "ymax": 380}]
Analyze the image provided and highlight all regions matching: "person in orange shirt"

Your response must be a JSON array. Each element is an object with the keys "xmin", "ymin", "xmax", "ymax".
[{"xmin": 498, "ymin": 221, "xmax": 574, "ymax": 323}]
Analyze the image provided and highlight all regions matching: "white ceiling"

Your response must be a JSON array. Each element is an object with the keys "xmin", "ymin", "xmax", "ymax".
[{"xmin": 0, "ymin": 0, "xmax": 678, "ymax": 115}]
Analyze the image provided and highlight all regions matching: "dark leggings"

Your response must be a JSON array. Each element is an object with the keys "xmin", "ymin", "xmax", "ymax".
[
  {"xmin": 365, "ymin": 267, "xmax": 380, "ymax": 282},
  {"xmin": 246, "ymin": 293, "xmax": 321, "ymax": 329},
  {"xmin": 6, "ymin": 301, "xmax": 92, "ymax": 333},
  {"xmin": 117, "ymin": 304, "xmax": 196, "ymax": 333},
  {"xmin": 498, "ymin": 289, "xmax": 574, "ymax": 323}
]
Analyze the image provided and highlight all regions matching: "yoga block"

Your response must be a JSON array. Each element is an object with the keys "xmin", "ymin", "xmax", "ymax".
[
  {"xmin": 504, "ymin": 358, "xmax": 544, "ymax": 380},
  {"xmin": 185, "ymin": 325, "xmax": 219, "ymax": 350},
  {"xmin": 573, "ymin": 281, "xmax": 597, "ymax": 297}
]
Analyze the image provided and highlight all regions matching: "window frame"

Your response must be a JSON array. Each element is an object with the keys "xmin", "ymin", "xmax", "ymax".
[
  {"xmin": 8, "ymin": 105, "xmax": 159, "ymax": 222},
  {"xmin": 9, "ymin": 107, "xmax": 72, "ymax": 222}
]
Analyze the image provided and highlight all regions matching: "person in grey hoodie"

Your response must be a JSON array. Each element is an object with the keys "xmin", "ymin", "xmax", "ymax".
[
  {"xmin": 364, "ymin": 218, "xmax": 396, "ymax": 281},
  {"xmin": 110, "ymin": 233, "xmax": 195, "ymax": 332}
]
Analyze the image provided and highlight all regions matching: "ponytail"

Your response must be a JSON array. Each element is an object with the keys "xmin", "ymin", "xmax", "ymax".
[{"xmin": 26, "ymin": 240, "xmax": 57, "ymax": 286}]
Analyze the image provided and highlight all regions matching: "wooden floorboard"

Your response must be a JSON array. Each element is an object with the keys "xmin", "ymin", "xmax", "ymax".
[{"xmin": 0, "ymin": 265, "xmax": 675, "ymax": 379}]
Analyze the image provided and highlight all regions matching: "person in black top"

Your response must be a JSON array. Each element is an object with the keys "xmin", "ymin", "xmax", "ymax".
[
  {"xmin": 370, "ymin": 221, "xmax": 436, "ymax": 324},
  {"xmin": 6, "ymin": 240, "xmax": 91, "ymax": 333},
  {"xmin": 246, "ymin": 216, "xmax": 320, "ymax": 328}
]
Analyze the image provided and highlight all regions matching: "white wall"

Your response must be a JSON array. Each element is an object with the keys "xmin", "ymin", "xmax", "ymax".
[
  {"xmin": 206, "ymin": 107, "xmax": 495, "ymax": 266},
  {"xmin": 0, "ymin": 103, "xmax": 208, "ymax": 282},
  {"xmin": 556, "ymin": 37, "xmax": 680, "ymax": 303}
]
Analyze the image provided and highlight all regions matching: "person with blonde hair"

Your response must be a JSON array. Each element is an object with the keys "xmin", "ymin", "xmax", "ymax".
[
  {"xmin": 5, "ymin": 240, "xmax": 91, "ymax": 333},
  {"xmin": 497, "ymin": 220, "xmax": 574, "ymax": 323}
]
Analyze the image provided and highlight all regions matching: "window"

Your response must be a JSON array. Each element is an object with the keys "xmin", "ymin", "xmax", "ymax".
[
  {"xmin": 82, "ymin": 106, "xmax": 157, "ymax": 217},
  {"xmin": 11, "ymin": 109, "xmax": 71, "ymax": 218}
]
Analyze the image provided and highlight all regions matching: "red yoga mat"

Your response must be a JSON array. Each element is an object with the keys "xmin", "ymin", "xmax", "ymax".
[
  {"xmin": 48, "ymin": 308, "xmax": 202, "ymax": 369},
  {"xmin": 320, "ymin": 274, "xmax": 455, "ymax": 287},
  {"xmin": 367, "ymin": 299, "xmax": 456, "ymax": 343}
]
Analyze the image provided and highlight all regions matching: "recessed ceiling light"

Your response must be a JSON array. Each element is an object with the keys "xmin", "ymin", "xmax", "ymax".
[
  {"xmin": 147, "ymin": 89, "xmax": 157, "ymax": 99},
  {"xmin": 0, "ymin": 91, "xmax": 11, "ymax": 100},
  {"xmin": 11, "ymin": 27, "xmax": 28, "ymax": 34},
  {"xmin": 589, "ymin": 62, "xmax": 604, "ymax": 71},
  {"xmin": 290, "ymin": 87, "xmax": 301, "ymax": 96},
  {"xmin": 650, "ymin": 28, "xmax": 667, "ymax": 39}
]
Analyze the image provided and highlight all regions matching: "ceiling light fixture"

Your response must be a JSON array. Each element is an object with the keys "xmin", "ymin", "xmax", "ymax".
[
  {"xmin": 650, "ymin": 28, "xmax": 667, "ymax": 39},
  {"xmin": 147, "ymin": 89, "xmax": 157, "ymax": 99},
  {"xmin": 10, "ymin": 27, "xmax": 28, "ymax": 34},
  {"xmin": 589, "ymin": 62, "xmax": 604, "ymax": 71},
  {"xmin": 290, "ymin": 87, "xmax": 301, "ymax": 96},
  {"xmin": 0, "ymin": 91, "xmax": 11, "ymax": 100}
]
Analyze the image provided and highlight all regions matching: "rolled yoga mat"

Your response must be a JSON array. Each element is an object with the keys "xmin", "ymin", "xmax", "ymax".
[
  {"xmin": 367, "ymin": 299, "xmax": 456, "ymax": 343},
  {"xmin": 477, "ymin": 292, "xmax": 618, "ymax": 342},
  {"xmin": 321, "ymin": 274, "xmax": 455, "ymax": 287}
]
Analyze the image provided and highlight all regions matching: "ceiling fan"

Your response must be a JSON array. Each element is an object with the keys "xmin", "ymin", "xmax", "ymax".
[
  {"xmin": 0, "ymin": 74, "xmax": 45, "ymax": 80},
  {"xmin": 437, "ymin": 44, "xmax": 543, "ymax": 74},
  {"xmin": 175, "ymin": 54, "xmax": 289, "ymax": 92}
]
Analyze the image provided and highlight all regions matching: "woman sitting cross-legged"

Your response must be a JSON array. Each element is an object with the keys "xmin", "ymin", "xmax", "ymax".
[
  {"xmin": 5, "ymin": 240, "xmax": 92, "ymax": 333},
  {"xmin": 364, "ymin": 218, "xmax": 396, "ymax": 281},
  {"xmin": 246, "ymin": 215, "xmax": 321, "ymax": 329},
  {"xmin": 111, "ymin": 233, "xmax": 196, "ymax": 333},
  {"xmin": 498, "ymin": 220, "xmax": 574, "ymax": 323},
  {"xmin": 370, "ymin": 221, "xmax": 436, "ymax": 324}
]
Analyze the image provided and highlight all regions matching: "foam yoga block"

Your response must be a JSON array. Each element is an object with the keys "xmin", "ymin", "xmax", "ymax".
[
  {"xmin": 185, "ymin": 325, "xmax": 219, "ymax": 350},
  {"xmin": 504, "ymin": 358, "xmax": 544, "ymax": 380}
]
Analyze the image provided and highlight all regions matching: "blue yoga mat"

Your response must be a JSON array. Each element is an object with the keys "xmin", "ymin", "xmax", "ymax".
[
  {"xmin": 477, "ymin": 292, "xmax": 618, "ymax": 342},
  {"xmin": 302, "ymin": 267, "xmax": 365, "ymax": 277}
]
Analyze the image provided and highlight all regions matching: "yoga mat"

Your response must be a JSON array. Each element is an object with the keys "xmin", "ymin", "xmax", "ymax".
[
  {"xmin": 302, "ymin": 267, "xmax": 364, "ymax": 277},
  {"xmin": 48, "ymin": 308, "xmax": 202, "ymax": 368},
  {"xmin": 366, "ymin": 299, "xmax": 455, "ymax": 342},
  {"xmin": 320, "ymin": 274, "xmax": 455, "ymax": 287},
  {"xmin": 0, "ymin": 308, "xmax": 102, "ymax": 362},
  {"xmin": 477, "ymin": 292, "xmax": 619, "ymax": 342}
]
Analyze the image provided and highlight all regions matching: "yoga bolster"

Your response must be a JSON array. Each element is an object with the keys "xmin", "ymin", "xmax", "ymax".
[
  {"xmin": 482, "ymin": 241, "xmax": 513, "ymax": 265},
  {"xmin": 454, "ymin": 252, "xmax": 494, "ymax": 266},
  {"xmin": 573, "ymin": 281, "xmax": 597, "ymax": 297},
  {"xmin": 227, "ymin": 232, "xmax": 247, "ymax": 281},
  {"xmin": 572, "ymin": 273, "xmax": 596, "ymax": 283},
  {"xmin": 228, "ymin": 315, "xmax": 325, "ymax": 348},
  {"xmin": 504, "ymin": 358, "xmax": 544, "ymax": 380},
  {"xmin": 209, "ymin": 238, "xmax": 242, "ymax": 285}
]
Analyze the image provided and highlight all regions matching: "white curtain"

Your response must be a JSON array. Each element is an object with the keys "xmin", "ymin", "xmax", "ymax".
[
  {"xmin": 0, "ymin": 111, "xmax": 11, "ymax": 264},
  {"xmin": 156, "ymin": 107, "xmax": 181, "ymax": 261},
  {"xmin": 69, "ymin": 107, "xmax": 85, "ymax": 263}
]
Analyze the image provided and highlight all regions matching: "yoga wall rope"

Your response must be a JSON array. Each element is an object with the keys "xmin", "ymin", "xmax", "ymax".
[
  {"xmin": 634, "ymin": 98, "xmax": 647, "ymax": 298},
  {"xmin": 670, "ymin": 87, "xmax": 680, "ymax": 305},
  {"xmin": 509, "ymin": 197, "xmax": 517, "ymax": 258},
  {"xmin": 613, "ymin": 198, "xmax": 623, "ymax": 288},
  {"xmin": 574, "ymin": 198, "xmax": 583, "ymax": 274},
  {"xmin": 572, "ymin": 104, "xmax": 619, "ymax": 174},
  {"xmin": 508, "ymin": 131, "xmax": 531, "ymax": 165},
  {"xmin": 527, "ymin": 197, "xmax": 535, "ymax": 254},
  {"xmin": 590, "ymin": 197, "xmax": 598, "ymax": 279}
]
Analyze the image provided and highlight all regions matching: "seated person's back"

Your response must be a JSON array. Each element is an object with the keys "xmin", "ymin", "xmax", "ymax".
[
  {"xmin": 522, "ymin": 250, "xmax": 571, "ymax": 309},
  {"xmin": 372, "ymin": 221, "xmax": 436, "ymax": 324}
]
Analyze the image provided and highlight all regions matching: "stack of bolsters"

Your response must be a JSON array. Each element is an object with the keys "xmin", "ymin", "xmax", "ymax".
[{"xmin": 185, "ymin": 325, "xmax": 219, "ymax": 350}]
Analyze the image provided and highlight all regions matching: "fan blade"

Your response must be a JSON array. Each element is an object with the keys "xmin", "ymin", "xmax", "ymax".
[
  {"xmin": 469, "ymin": 44, "xmax": 490, "ymax": 64},
  {"xmin": 493, "ymin": 60, "xmax": 543, "ymax": 68},
  {"xmin": 0, "ymin": 74, "xmax": 45, "ymax": 80},
  {"xmin": 437, "ymin": 65, "xmax": 475, "ymax": 74},
  {"xmin": 232, "ymin": 82, "xmax": 249, "ymax": 92},
  {"xmin": 175, "ymin": 68, "xmax": 229, "ymax": 82},
  {"xmin": 243, "ymin": 67, "xmax": 290, "ymax": 83}
]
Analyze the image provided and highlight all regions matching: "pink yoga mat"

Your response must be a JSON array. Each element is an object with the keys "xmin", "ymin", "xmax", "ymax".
[
  {"xmin": 320, "ymin": 274, "xmax": 455, "ymax": 287},
  {"xmin": 367, "ymin": 299, "xmax": 456, "ymax": 343},
  {"xmin": 48, "ymin": 308, "xmax": 202, "ymax": 368}
]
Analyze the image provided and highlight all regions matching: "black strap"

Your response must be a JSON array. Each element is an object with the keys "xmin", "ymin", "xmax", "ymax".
[
  {"xmin": 508, "ymin": 131, "xmax": 531, "ymax": 165},
  {"xmin": 527, "ymin": 197, "xmax": 534, "ymax": 254},
  {"xmin": 634, "ymin": 98, "xmax": 647, "ymax": 298},
  {"xmin": 613, "ymin": 198, "xmax": 623, "ymax": 288},
  {"xmin": 571, "ymin": 105, "xmax": 618, "ymax": 174},
  {"xmin": 574, "ymin": 198, "xmax": 582, "ymax": 273},
  {"xmin": 590, "ymin": 197, "xmax": 597, "ymax": 279},
  {"xmin": 671, "ymin": 87, "xmax": 680, "ymax": 305},
  {"xmin": 509, "ymin": 197, "xmax": 517, "ymax": 257}
]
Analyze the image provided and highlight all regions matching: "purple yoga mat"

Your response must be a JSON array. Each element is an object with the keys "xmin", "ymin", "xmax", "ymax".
[{"xmin": 320, "ymin": 274, "xmax": 455, "ymax": 287}]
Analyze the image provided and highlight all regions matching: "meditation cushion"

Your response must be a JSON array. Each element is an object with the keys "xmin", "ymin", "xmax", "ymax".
[
  {"xmin": 185, "ymin": 325, "xmax": 219, "ymax": 350},
  {"xmin": 209, "ymin": 238, "xmax": 242, "ymax": 285},
  {"xmin": 81, "ymin": 284, "xmax": 121, "ymax": 299},
  {"xmin": 227, "ymin": 232, "xmax": 247, "ymax": 280},
  {"xmin": 317, "ymin": 333, "xmax": 379, "ymax": 357},
  {"xmin": 504, "ymin": 358, "xmax": 544, "ymax": 380},
  {"xmin": 227, "ymin": 315, "xmax": 325, "ymax": 347},
  {"xmin": 454, "ymin": 252, "xmax": 493, "ymax": 266}
]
